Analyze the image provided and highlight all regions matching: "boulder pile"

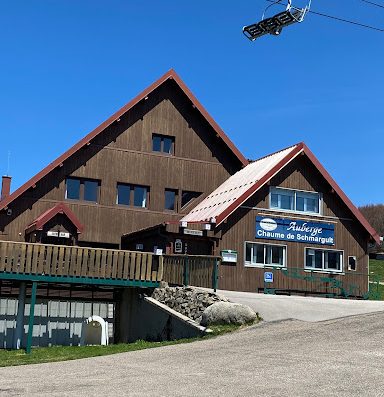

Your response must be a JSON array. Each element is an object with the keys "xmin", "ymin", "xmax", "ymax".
[{"xmin": 151, "ymin": 285, "xmax": 228, "ymax": 323}]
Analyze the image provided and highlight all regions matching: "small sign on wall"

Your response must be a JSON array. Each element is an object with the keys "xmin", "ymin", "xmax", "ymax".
[
  {"xmin": 264, "ymin": 272, "xmax": 274, "ymax": 283},
  {"xmin": 59, "ymin": 232, "xmax": 70, "ymax": 238},
  {"xmin": 47, "ymin": 231, "xmax": 59, "ymax": 237},
  {"xmin": 174, "ymin": 239, "xmax": 183, "ymax": 254},
  {"xmin": 221, "ymin": 250, "xmax": 237, "ymax": 263},
  {"xmin": 153, "ymin": 246, "xmax": 163, "ymax": 255},
  {"xmin": 136, "ymin": 243, "xmax": 144, "ymax": 251},
  {"xmin": 183, "ymin": 229, "xmax": 203, "ymax": 236}
]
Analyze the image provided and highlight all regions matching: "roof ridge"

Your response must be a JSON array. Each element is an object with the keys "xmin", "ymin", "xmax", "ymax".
[{"xmin": 250, "ymin": 142, "xmax": 303, "ymax": 164}]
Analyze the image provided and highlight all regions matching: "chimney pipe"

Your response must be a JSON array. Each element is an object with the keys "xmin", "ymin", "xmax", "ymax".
[{"xmin": 1, "ymin": 176, "xmax": 11, "ymax": 201}]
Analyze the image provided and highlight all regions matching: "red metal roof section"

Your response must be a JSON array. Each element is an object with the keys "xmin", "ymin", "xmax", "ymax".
[
  {"xmin": 215, "ymin": 143, "xmax": 304, "ymax": 225},
  {"xmin": 25, "ymin": 202, "xmax": 84, "ymax": 234},
  {"xmin": 0, "ymin": 69, "xmax": 248, "ymax": 212}
]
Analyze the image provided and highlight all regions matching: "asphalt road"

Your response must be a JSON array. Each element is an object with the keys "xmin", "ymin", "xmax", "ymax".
[
  {"xmin": 217, "ymin": 289, "xmax": 384, "ymax": 322},
  {"xmin": 1, "ymin": 312, "xmax": 384, "ymax": 397}
]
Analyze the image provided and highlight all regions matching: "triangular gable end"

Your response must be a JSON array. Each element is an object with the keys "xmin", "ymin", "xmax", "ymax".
[
  {"xmin": 181, "ymin": 142, "xmax": 380, "ymax": 244},
  {"xmin": 0, "ymin": 69, "xmax": 248, "ymax": 212},
  {"xmin": 25, "ymin": 202, "xmax": 84, "ymax": 235}
]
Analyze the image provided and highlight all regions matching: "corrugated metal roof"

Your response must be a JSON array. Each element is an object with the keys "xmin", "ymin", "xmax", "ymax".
[{"xmin": 181, "ymin": 144, "xmax": 300, "ymax": 224}]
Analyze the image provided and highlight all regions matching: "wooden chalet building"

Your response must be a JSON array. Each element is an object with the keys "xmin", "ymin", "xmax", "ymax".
[{"xmin": 0, "ymin": 68, "xmax": 380, "ymax": 344}]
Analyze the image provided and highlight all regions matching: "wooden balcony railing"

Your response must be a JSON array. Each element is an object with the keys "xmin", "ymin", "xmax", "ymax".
[
  {"xmin": 0, "ymin": 240, "xmax": 163, "ymax": 286},
  {"xmin": 162, "ymin": 254, "xmax": 220, "ymax": 290}
]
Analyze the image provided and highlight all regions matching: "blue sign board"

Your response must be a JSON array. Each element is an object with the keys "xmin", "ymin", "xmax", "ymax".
[
  {"xmin": 256, "ymin": 216, "xmax": 335, "ymax": 246},
  {"xmin": 264, "ymin": 272, "xmax": 273, "ymax": 283}
]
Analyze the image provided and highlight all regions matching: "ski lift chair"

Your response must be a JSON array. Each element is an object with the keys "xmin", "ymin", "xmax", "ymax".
[{"xmin": 243, "ymin": 0, "xmax": 311, "ymax": 41}]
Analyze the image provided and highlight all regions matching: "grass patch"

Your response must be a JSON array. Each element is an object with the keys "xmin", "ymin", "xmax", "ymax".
[
  {"xmin": 0, "ymin": 321, "xmax": 256, "ymax": 368},
  {"xmin": 0, "ymin": 338, "xmax": 200, "ymax": 368},
  {"xmin": 369, "ymin": 259, "xmax": 384, "ymax": 280},
  {"xmin": 368, "ymin": 259, "xmax": 384, "ymax": 300}
]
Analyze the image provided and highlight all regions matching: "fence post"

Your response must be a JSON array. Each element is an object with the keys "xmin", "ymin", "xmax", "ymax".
[
  {"xmin": 26, "ymin": 281, "xmax": 37, "ymax": 354},
  {"xmin": 183, "ymin": 256, "xmax": 189, "ymax": 286},
  {"xmin": 212, "ymin": 258, "xmax": 219, "ymax": 292}
]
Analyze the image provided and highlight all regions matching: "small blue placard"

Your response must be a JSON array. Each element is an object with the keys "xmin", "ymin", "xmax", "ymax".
[{"xmin": 264, "ymin": 272, "xmax": 273, "ymax": 283}]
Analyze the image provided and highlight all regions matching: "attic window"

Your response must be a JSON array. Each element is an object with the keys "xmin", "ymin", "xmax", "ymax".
[
  {"xmin": 270, "ymin": 187, "xmax": 321, "ymax": 215},
  {"xmin": 152, "ymin": 134, "xmax": 175, "ymax": 155}
]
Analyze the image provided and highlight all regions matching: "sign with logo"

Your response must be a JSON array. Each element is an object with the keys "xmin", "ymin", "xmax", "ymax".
[
  {"xmin": 256, "ymin": 216, "xmax": 335, "ymax": 246},
  {"xmin": 264, "ymin": 272, "xmax": 273, "ymax": 283}
]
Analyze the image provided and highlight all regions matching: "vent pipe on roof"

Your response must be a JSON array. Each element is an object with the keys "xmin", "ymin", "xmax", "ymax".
[{"xmin": 1, "ymin": 176, "xmax": 11, "ymax": 201}]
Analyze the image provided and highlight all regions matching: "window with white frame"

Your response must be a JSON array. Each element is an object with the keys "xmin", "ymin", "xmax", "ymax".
[
  {"xmin": 270, "ymin": 187, "xmax": 321, "ymax": 214},
  {"xmin": 245, "ymin": 242, "xmax": 286, "ymax": 267},
  {"xmin": 305, "ymin": 248, "xmax": 343, "ymax": 272}
]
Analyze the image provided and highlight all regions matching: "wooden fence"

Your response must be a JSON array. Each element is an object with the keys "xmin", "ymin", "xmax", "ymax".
[
  {"xmin": 162, "ymin": 254, "xmax": 219, "ymax": 290},
  {"xmin": 0, "ymin": 241, "xmax": 162, "ymax": 283}
]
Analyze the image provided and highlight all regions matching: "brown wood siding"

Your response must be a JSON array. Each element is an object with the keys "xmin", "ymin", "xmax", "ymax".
[
  {"xmin": 0, "ymin": 81, "xmax": 241, "ymax": 245},
  {"xmin": 216, "ymin": 156, "xmax": 369, "ymax": 295}
]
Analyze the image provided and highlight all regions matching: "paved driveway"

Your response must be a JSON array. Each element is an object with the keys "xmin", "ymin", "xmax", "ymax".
[
  {"xmin": 217, "ymin": 289, "xmax": 384, "ymax": 322},
  {"xmin": 1, "ymin": 312, "xmax": 384, "ymax": 397}
]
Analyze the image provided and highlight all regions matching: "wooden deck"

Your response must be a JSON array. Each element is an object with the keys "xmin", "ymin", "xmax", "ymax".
[{"xmin": 0, "ymin": 240, "xmax": 163, "ymax": 287}]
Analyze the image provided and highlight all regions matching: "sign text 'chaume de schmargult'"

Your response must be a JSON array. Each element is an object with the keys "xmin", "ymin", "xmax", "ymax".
[{"xmin": 255, "ymin": 216, "xmax": 335, "ymax": 245}]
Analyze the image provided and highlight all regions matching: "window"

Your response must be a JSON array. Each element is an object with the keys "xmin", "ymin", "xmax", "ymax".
[
  {"xmin": 117, "ymin": 183, "xmax": 149, "ymax": 208},
  {"xmin": 65, "ymin": 177, "xmax": 100, "ymax": 203},
  {"xmin": 245, "ymin": 242, "xmax": 286, "ymax": 268},
  {"xmin": 152, "ymin": 134, "xmax": 175, "ymax": 155},
  {"xmin": 164, "ymin": 189, "xmax": 177, "ymax": 211},
  {"xmin": 305, "ymin": 248, "xmax": 343, "ymax": 272},
  {"xmin": 66, "ymin": 178, "xmax": 80, "ymax": 200},
  {"xmin": 181, "ymin": 191, "xmax": 201, "ymax": 209},
  {"xmin": 134, "ymin": 186, "xmax": 147, "ymax": 208},
  {"xmin": 83, "ymin": 180, "xmax": 99, "ymax": 202},
  {"xmin": 270, "ymin": 187, "xmax": 321, "ymax": 214},
  {"xmin": 348, "ymin": 256, "xmax": 357, "ymax": 271},
  {"xmin": 117, "ymin": 184, "xmax": 130, "ymax": 206}
]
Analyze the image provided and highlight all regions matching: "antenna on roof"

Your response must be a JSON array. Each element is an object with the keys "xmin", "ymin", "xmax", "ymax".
[{"xmin": 243, "ymin": 0, "xmax": 311, "ymax": 41}]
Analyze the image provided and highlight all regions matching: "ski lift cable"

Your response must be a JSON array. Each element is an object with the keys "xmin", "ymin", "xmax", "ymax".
[
  {"xmin": 361, "ymin": 0, "xmax": 384, "ymax": 9},
  {"xmin": 265, "ymin": 0, "xmax": 384, "ymax": 32}
]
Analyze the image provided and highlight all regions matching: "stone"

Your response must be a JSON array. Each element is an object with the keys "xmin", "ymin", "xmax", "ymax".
[
  {"xmin": 200, "ymin": 302, "xmax": 257, "ymax": 326},
  {"xmin": 158, "ymin": 281, "xmax": 169, "ymax": 289}
]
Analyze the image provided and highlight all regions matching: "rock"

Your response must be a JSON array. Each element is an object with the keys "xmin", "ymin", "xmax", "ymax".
[
  {"xmin": 200, "ymin": 302, "xmax": 257, "ymax": 326},
  {"xmin": 158, "ymin": 281, "xmax": 169, "ymax": 289},
  {"xmin": 151, "ymin": 285, "xmax": 231, "ymax": 323}
]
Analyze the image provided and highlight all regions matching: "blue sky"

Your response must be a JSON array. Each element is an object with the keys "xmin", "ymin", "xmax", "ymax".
[{"xmin": 0, "ymin": 0, "xmax": 383, "ymax": 206}]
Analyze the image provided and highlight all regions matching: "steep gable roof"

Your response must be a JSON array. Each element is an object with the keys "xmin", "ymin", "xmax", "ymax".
[
  {"xmin": 0, "ymin": 69, "xmax": 248, "ymax": 212},
  {"xmin": 181, "ymin": 142, "xmax": 380, "ymax": 244},
  {"xmin": 25, "ymin": 202, "xmax": 84, "ymax": 234}
]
